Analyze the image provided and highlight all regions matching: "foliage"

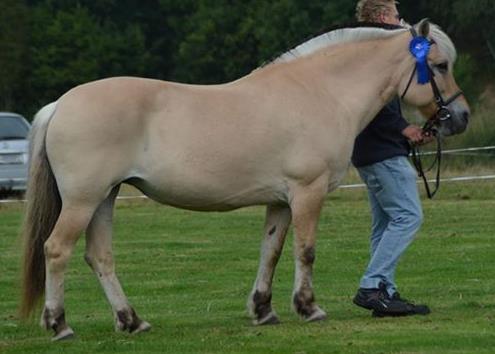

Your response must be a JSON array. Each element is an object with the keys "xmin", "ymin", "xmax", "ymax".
[
  {"xmin": 28, "ymin": 3, "xmax": 151, "ymax": 110},
  {"xmin": 0, "ymin": 0, "xmax": 492, "ymax": 118},
  {"xmin": 0, "ymin": 0, "xmax": 30, "ymax": 111}
]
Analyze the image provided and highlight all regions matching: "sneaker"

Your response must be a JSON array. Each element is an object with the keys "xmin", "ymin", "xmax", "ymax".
[
  {"xmin": 372, "ymin": 292, "xmax": 430, "ymax": 317},
  {"xmin": 353, "ymin": 283, "xmax": 390, "ymax": 311},
  {"xmin": 353, "ymin": 283, "xmax": 428, "ymax": 316}
]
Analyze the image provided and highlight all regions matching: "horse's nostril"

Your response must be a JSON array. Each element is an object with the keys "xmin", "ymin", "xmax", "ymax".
[{"xmin": 462, "ymin": 111, "xmax": 470, "ymax": 123}]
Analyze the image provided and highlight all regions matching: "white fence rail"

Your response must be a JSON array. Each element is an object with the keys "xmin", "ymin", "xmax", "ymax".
[
  {"xmin": 1, "ymin": 146, "xmax": 495, "ymax": 204},
  {"xmin": 413, "ymin": 145, "xmax": 495, "ymax": 156}
]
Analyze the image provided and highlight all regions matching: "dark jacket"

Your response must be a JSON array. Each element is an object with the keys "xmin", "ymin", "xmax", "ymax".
[{"xmin": 351, "ymin": 97, "xmax": 410, "ymax": 168}]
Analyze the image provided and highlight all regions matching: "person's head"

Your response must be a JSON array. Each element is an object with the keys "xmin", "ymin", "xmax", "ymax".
[{"xmin": 356, "ymin": 0, "xmax": 401, "ymax": 26}]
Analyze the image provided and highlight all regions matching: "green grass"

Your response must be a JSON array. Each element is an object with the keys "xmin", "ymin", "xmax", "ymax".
[{"xmin": 1, "ymin": 180, "xmax": 494, "ymax": 353}]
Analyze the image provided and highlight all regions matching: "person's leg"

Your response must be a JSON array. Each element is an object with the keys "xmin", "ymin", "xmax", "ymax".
[
  {"xmin": 358, "ymin": 156, "xmax": 423, "ymax": 295},
  {"xmin": 357, "ymin": 168, "xmax": 390, "ymax": 259}
]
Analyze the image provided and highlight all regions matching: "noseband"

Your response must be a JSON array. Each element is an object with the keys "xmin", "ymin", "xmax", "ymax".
[{"xmin": 400, "ymin": 28, "xmax": 464, "ymax": 198}]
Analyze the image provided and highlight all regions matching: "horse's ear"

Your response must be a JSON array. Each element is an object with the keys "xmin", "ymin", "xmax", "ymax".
[{"xmin": 418, "ymin": 18, "xmax": 430, "ymax": 37}]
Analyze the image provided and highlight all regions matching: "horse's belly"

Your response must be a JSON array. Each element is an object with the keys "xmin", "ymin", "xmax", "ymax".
[{"xmin": 128, "ymin": 175, "xmax": 289, "ymax": 211}]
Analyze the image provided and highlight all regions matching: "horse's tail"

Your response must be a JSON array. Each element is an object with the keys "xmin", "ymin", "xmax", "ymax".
[{"xmin": 19, "ymin": 102, "xmax": 61, "ymax": 319}]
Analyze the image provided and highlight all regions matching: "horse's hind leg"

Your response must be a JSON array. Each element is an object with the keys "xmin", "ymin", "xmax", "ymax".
[
  {"xmin": 42, "ymin": 203, "xmax": 98, "ymax": 341},
  {"xmin": 247, "ymin": 205, "xmax": 291, "ymax": 325},
  {"xmin": 290, "ymin": 179, "xmax": 328, "ymax": 322},
  {"xmin": 84, "ymin": 186, "xmax": 151, "ymax": 334}
]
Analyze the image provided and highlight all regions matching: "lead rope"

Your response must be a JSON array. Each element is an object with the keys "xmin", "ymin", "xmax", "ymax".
[{"xmin": 411, "ymin": 131, "xmax": 442, "ymax": 199}]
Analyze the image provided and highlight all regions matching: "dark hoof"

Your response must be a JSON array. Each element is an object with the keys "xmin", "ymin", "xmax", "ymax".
[
  {"xmin": 132, "ymin": 320, "xmax": 152, "ymax": 334},
  {"xmin": 305, "ymin": 307, "xmax": 327, "ymax": 322},
  {"xmin": 116, "ymin": 308, "xmax": 150, "ymax": 334},
  {"xmin": 41, "ymin": 307, "xmax": 75, "ymax": 341},
  {"xmin": 249, "ymin": 290, "xmax": 279, "ymax": 325},
  {"xmin": 253, "ymin": 311, "xmax": 280, "ymax": 326},
  {"xmin": 293, "ymin": 291, "xmax": 327, "ymax": 322},
  {"xmin": 52, "ymin": 327, "xmax": 75, "ymax": 341}
]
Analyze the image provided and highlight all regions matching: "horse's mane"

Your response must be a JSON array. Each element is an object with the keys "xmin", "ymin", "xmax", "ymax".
[
  {"xmin": 261, "ymin": 21, "xmax": 456, "ymax": 68},
  {"xmin": 429, "ymin": 24, "xmax": 457, "ymax": 65}
]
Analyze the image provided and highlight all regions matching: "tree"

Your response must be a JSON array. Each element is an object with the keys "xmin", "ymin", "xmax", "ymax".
[
  {"xmin": 28, "ymin": 3, "xmax": 151, "ymax": 109},
  {"xmin": 1, "ymin": 0, "xmax": 492, "ymax": 117},
  {"xmin": 0, "ymin": 0, "xmax": 30, "ymax": 111}
]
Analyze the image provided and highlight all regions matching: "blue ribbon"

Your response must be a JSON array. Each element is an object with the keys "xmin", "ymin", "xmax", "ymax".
[{"xmin": 409, "ymin": 37, "xmax": 431, "ymax": 84}]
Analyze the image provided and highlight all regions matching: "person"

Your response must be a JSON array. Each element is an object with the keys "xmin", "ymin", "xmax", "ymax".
[{"xmin": 351, "ymin": 0, "xmax": 431, "ymax": 317}]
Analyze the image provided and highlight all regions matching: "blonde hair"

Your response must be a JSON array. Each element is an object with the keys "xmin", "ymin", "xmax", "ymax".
[{"xmin": 356, "ymin": 0, "xmax": 398, "ymax": 22}]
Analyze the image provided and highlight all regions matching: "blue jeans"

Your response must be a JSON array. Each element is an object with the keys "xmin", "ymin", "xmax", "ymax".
[{"xmin": 357, "ymin": 156, "xmax": 423, "ymax": 296}]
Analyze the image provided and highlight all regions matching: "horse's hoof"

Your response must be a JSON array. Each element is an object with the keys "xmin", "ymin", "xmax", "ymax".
[
  {"xmin": 131, "ymin": 320, "xmax": 152, "ymax": 334},
  {"xmin": 305, "ymin": 307, "xmax": 327, "ymax": 322},
  {"xmin": 115, "ymin": 307, "xmax": 150, "ymax": 334},
  {"xmin": 52, "ymin": 326, "xmax": 75, "ymax": 341},
  {"xmin": 253, "ymin": 311, "xmax": 280, "ymax": 326}
]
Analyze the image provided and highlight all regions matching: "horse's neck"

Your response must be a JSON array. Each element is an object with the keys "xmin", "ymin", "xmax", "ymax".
[
  {"xmin": 305, "ymin": 33, "xmax": 412, "ymax": 133},
  {"xmin": 336, "ymin": 35, "xmax": 411, "ymax": 131}
]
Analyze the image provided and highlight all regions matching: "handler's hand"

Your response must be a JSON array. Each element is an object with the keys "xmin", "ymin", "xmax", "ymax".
[
  {"xmin": 402, "ymin": 125, "xmax": 425, "ymax": 144},
  {"xmin": 419, "ymin": 130, "xmax": 435, "ymax": 145},
  {"xmin": 401, "ymin": 125, "xmax": 435, "ymax": 145}
]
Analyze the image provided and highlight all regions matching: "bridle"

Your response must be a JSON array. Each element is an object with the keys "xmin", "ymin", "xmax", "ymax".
[{"xmin": 400, "ymin": 27, "xmax": 464, "ymax": 198}]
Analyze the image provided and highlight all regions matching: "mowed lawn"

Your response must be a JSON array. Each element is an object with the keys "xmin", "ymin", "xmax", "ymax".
[{"xmin": 0, "ymin": 181, "xmax": 494, "ymax": 353}]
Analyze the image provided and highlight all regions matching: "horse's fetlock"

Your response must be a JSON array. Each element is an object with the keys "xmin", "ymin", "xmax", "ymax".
[
  {"xmin": 116, "ymin": 307, "xmax": 142, "ymax": 333},
  {"xmin": 41, "ymin": 307, "xmax": 67, "ymax": 333},
  {"xmin": 293, "ymin": 290, "xmax": 316, "ymax": 318},
  {"xmin": 251, "ymin": 290, "xmax": 273, "ymax": 320}
]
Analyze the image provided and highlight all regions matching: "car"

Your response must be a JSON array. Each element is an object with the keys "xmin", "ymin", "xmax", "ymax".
[{"xmin": 0, "ymin": 112, "xmax": 31, "ymax": 196}]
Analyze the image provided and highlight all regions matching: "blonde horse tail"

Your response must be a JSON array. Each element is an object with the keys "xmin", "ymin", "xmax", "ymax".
[{"xmin": 19, "ymin": 102, "xmax": 61, "ymax": 319}]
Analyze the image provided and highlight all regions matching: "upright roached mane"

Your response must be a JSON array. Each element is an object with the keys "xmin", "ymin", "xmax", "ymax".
[
  {"xmin": 263, "ymin": 24, "xmax": 456, "ymax": 68},
  {"xmin": 272, "ymin": 26, "xmax": 407, "ymax": 65},
  {"xmin": 19, "ymin": 20, "xmax": 469, "ymax": 341}
]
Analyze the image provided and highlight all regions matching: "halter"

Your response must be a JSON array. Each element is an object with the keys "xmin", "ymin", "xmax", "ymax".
[
  {"xmin": 400, "ymin": 27, "xmax": 464, "ymax": 129},
  {"xmin": 400, "ymin": 27, "xmax": 464, "ymax": 198}
]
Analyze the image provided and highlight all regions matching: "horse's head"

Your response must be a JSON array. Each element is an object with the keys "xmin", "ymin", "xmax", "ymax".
[{"xmin": 399, "ymin": 19, "xmax": 470, "ymax": 137}]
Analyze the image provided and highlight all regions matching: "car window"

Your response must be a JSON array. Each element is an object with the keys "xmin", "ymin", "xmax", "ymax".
[{"xmin": 0, "ymin": 116, "xmax": 29, "ymax": 140}]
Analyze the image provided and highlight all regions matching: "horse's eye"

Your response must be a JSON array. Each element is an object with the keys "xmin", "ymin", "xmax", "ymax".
[{"xmin": 435, "ymin": 62, "xmax": 449, "ymax": 74}]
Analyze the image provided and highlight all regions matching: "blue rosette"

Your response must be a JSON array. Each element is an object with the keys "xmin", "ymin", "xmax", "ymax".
[{"xmin": 409, "ymin": 37, "xmax": 431, "ymax": 84}]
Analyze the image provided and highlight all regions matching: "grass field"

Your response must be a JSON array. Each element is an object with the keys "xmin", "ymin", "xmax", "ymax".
[{"xmin": 0, "ymin": 180, "xmax": 494, "ymax": 353}]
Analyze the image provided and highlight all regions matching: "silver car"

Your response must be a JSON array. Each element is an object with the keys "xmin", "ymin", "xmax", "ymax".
[{"xmin": 0, "ymin": 112, "xmax": 31, "ymax": 194}]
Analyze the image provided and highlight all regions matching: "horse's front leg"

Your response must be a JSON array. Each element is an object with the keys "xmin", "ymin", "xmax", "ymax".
[
  {"xmin": 248, "ymin": 205, "xmax": 291, "ymax": 325},
  {"xmin": 289, "ymin": 178, "xmax": 328, "ymax": 322}
]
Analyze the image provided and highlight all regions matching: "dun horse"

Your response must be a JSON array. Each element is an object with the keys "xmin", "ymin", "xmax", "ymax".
[{"xmin": 20, "ymin": 20, "xmax": 469, "ymax": 340}]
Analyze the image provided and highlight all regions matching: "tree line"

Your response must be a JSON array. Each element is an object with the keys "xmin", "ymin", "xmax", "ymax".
[{"xmin": 1, "ymin": 0, "xmax": 493, "ymax": 118}]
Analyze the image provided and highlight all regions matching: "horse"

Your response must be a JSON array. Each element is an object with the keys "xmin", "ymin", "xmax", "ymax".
[{"xmin": 20, "ymin": 19, "xmax": 469, "ymax": 341}]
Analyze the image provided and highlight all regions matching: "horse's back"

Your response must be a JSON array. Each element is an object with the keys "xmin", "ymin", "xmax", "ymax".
[{"xmin": 44, "ymin": 77, "xmax": 295, "ymax": 209}]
